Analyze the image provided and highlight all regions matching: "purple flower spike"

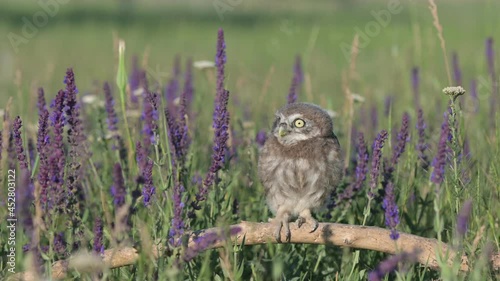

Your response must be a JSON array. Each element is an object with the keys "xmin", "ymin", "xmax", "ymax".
[
  {"xmin": 142, "ymin": 91, "xmax": 159, "ymax": 150},
  {"xmin": 486, "ymin": 37, "xmax": 496, "ymax": 80},
  {"xmin": 287, "ymin": 55, "xmax": 303, "ymax": 104},
  {"xmin": 129, "ymin": 55, "xmax": 141, "ymax": 104},
  {"xmin": 111, "ymin": 163, "xmax": 126, "ymax": 208},
  {"xmin": 456, "ymin": 199, "xmax": 473, "ymax": 236},
  {"xmin": 430, "ymin": 113, "xmax": 450, "ymax": 185},
  {"xmin": 64, "ymin": 68, "xmax": 85, "ymax": 145},
  {"xmin": 369, "ymin": 130, "xmax": 388, "ymax": 198},
  {"xmin": 368, "ymin": 250, "xmax": 420, "ymax": 281},
  {"xmin": 255, "ymin": 129, "xmax": 267, "ymax": 147},
  {"xmin": 190, "ymin": 29, "xmax": 231, "ymax": 215},
  {"xmin": 93, "ymin": 217, "xmax": 104, "ymax": 255},
  {"xmin": 136, "ymin": 142, "xmax": 155, "ymax": 206},
  {"xmin": 382, "ymin": 181, "xmax": 400, "ymax": 240},
  {"xmin": 391, "ymin": 112, "xmax": 410, "ymax": 166},
  {"xmin": 36, "ymin": 107, "xmax": 51, "ymax": 208},
  {"xmin": 183, "ymin": 226, "xmax": 241, "ymax": 262},
  {"xmin": 470, "ymin": 79, "xmax": 479, "ymax": 113},
  {"xmin": 486, "ymin": 37, "xmax": 498, "ymax": 127},
  {"xmin": 37, "ymin": 87, "xmax": 46, "ymax": 112},
  {"xmin": 104, "ymin": 82, "xmax": 119, "ymax": 132},
  {"xmin": 13, "ymin": 116, "xmax": 29, "ymax": 171},
  {"xmin": 169, "ymin": 182, "xmax": 186, "ymax": 246},
  {"xmin": 452, "ymin": 52, "xmax": 462, "ymax": 86},
  {"xmin": 384, "ymin": 95, "xmax": 393, "ymax": 117},
  {"xmin": 340, "ymin": 132, "xmax": 369, "ymax": 201},
  {"xmin": 416, "ymin": 108, "xmax": 429, "ymax": 168}
]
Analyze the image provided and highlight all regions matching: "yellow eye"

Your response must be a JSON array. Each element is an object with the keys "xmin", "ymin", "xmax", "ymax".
[{"xmin": 294, "ymin": 119, "xmax": 305, "ymax": 128}]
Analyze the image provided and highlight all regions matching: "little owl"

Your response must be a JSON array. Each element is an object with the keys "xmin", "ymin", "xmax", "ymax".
[{"xmin": 258, "ymin": 102, "xmax": 343, "ymax": 242}]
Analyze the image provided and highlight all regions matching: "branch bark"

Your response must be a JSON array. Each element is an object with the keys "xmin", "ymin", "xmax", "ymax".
[{"xmin": 9, "ymin": 221, "xmax": 500, "ymax": 280}]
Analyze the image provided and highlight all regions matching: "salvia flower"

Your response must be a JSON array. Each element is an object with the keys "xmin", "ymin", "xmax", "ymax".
[
  {"xmin": 456, "ymin": 199, "xmax": 473, "ymax": 236},
  {"xmin": 129, "ymin": 55, "xmax": 142, "ymax": 104},
  {"xmin": 452, "ymin": 52, "xmax": 462, "ymax": 86},
  {"xmin": 382, "ymin": 181, "xmax": 400, "ymax": 240},
  {"xmin": 190, "ymin": 29, "xmax": 231, "ymax": 214},
  {"xmin": 182, "ymin": 227, "xmax": 241, "ymax": 262},
  {"xmin": 486, "ymin": 37, "xmax": 496, "ymax": 81},
  {"xmin": 64, "ymin": 68, "xmax": 85, "ymax": 145},
  {"xmin": 136, "ymin": 142, "xmax": 155, "ymax": 206},
  {"xmin": 430, "ymin": 112, "xmax": 450, "ymax": 185},
  {"xmin": 286, "ymin": 55, "xmax": 304, "ymax": 104},
  {"xmin": 369, "ymin": 130, "xmax": 388, "ymax": 198},
  {"xmin": 104, "ymin": 82, "xmax": 119, "ymax": 132},
  {"xmin": 141, "ymin": 91, "xmax": 159, "ymax": 149},
  {"xmin": 111, "ymin": 163, "xmax": 126, "ymax": 208},
  {"xmin": 368, "ymin": 250, "xmax": 420, "ymax": 281},
  {"xmin": 169, "ymin": 182, "xmax": 185, "ymax": 247},
  {"xmin": 255, "ymin": 129, "xmax": 267, "ymax": 147},
  {"xmin": 13, "ymin": 116, "xmax": 29, "ymax": 171},
  {"xmin": 415, "ymin": 108, "xmax": 429, "ymax": 169},
  {"xmin": 411, "ymin": 67, "xmax": 420, "ymax": 107},
  {"xmin": 37, "ymin": 87, "xmax": 47, "ymax": 112},
  {"xmin": 93, "ymin": 217, "xmax": 104, "ymax": 255},
  {"xmin": 470, "ymin": 79, "xmax": 479, "ymax": 113},
  {"xmin": 340, "ymin": 132, "xmax": 369, "ymax": 201},
  {"xmin": 391, "ymin": 112, "xmax": 410, "ymax": 166},
  {"xmin": 384, "ymin": 95, "xmax": 393, "ymax": 117}
]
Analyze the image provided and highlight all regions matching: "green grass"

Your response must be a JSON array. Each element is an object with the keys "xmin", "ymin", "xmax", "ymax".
[{"xmin": 1, "ymin": 0, "xmax": 499, "ymax": 280}]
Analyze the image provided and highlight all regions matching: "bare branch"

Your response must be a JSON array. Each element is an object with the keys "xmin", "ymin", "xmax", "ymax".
[{"xmin": 9, "ymin": 221, "xmax": 500, "ymax": 281}]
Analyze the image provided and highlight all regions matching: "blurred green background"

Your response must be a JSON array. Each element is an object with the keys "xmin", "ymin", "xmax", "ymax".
[{"xmin": 0, "ymin": 0, "xmax": 499, "ymax": 118}]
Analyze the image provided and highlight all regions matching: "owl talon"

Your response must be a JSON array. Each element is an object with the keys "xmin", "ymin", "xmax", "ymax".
[
  {"xmin": 296, "ymin": 216, "xmax": 305, "ymax": 228},
  {"xmin": 309, "ymin": 218, "xmax": 319, "ymax": 233}
]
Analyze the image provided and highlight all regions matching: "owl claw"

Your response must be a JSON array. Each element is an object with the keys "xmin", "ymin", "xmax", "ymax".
[
  {"xmin": 273, "ymin": 219, "xmax": 291, "ymax": 243},
  {"xmin": 309, "ymin": 218, "xmax": 319, "ymax": 233},
  {"xmin": 296, "ymin": 216, "xmax": 305, "ymax": 228}
]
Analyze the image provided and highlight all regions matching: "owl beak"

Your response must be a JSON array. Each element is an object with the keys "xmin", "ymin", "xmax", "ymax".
[{"xmin": 278, "ymin": 124, "xmax": 288, "ymax": 137}]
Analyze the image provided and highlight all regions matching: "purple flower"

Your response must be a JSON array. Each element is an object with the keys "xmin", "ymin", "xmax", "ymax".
[
  {"xmin": 169, "ymin": 182, "xmax": 185, "ymax": 247},
  {"xmin": 470, "ymin": 79, "xmax": 479, "ymax": 113},
  {"xmin": 340, "ymin": 132, "xmax": 369, "ymax": 201},
  {"xmin": 37, "ymin": 87, "xmax": 46, "ymax": 112},
  {"xmin": 93, "ymin": 217, "xmax": 104, "ymax": 255},
  {"xmin": 111, "ymin": 163, "xmax": 126, "ymax": 208},
  {"xmin": 287, "ymin": 56, "xmax": 303, "ymax": 104},
  {"xmin": 486, "ymin": 37, "xmax": 496, "ymax": 80},
  {"xmin": 142, "ymin": 91, "xmax": 159, "ymax": 149},
  {"xmin": 104, "ymin": 82, "xmax": 119, "ymax": 132},
  {"xmin": 430, "ymin": 113, "xmax": 450, "ymax": 185},
  {"xmin": 391, "ymin": 112, "xmax": 410, "ymax": 166},
  {"xmin": 136, "ymin": 142, "xmax": 155, "ymax": 206},
  {"xmin": 183, "ymin": 226, "xmax": 241, "ymax": 262},
  {"xmin": 411, "ymin": 67, "xmax": 420, "ymax": 107},
  {"xmin": 456, "ymin": 199, "xmax": 472, "ymax": 236},
  {"xmin": 190, "ymin": 29, "xmax": 231, "ymax": 215},
  {"xmin": 416, "ymin": 108, "xmax": 429, "ymax": 168},
  {"xmin": 53, "ymin": 232, "xmax": 67, "ymax": 256},
  {"xmin": 255, "ymin": 129, "xmax": 267, "ymax": 147},
  {"xmin": 13, "ymin": 116, "xmax": 29, "ymax": 171},
  {"xmin": 368, "ymin": 250, "xmax": 420, "ymax": 281},
  {"xmin": 165, "ymin": 108, "xmax": 189, "ymax": 166},
  {"xmin": 17, "ymin": 169, "xmax": 34, "ymax": 235},
  {"xmin": 64, "ymin": 68, "xmax": 85, "ymax": 146},
  {"xmin": 486, "ymin": 37, "xmax": 498, "ymax": 126},
  {"xmin": 369, "ymin": 130, "xmax": 388, "ymax": 198},
  {"xmin": 382, "ymin": 181, "xmax": 400, "ymax": 240},
  {"xmin": 452, "ymin": 52, "xmax": 462, "ymax": 86}
]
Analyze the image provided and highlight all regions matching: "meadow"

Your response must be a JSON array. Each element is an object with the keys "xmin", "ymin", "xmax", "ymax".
[{"xmin": 0, "ymin": 0, "xmax": 499, "ymax": 280}]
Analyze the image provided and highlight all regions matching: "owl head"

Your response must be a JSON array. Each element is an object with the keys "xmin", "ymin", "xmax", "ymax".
[{"xmin": 271, "ymin": 102, "xmax": 334, "ymax": 146}]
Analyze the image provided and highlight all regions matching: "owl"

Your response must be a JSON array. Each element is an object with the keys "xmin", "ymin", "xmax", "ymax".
[{"xmin": 258, "ymin": 102, "xmax": 343, "ymax": 242}]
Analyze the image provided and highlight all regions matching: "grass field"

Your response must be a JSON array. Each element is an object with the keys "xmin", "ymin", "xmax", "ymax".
[{"xmin": 1, "ymin": 0, "xmax": 499, "ymax": 280}]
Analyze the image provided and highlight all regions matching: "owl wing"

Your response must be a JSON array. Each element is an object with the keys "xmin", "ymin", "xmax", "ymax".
[
  {"xmin": 257, "ymin": 137, "xmax": 278, "ymax": 195},
  {"xmin": 322, "ymin": 134, "xmax": 344, "ymax": 189}
]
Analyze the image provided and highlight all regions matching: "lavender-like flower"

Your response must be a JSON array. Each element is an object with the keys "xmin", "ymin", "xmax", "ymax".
[
  {"xmin": 48, "ymin": 90, "xmax": 66, "ymax": 211},
  {"xmin": 452, "ymin": 52, "xmax": 462, "ymax": 86},
  {"xmin": 13, "ymin": 116, "xmax": 29, "ymax": 171},
  {"xmin": 37, "ymin": 87, "xmax": 47, "ymax": 112},
  {"xmin": 486, "ymin": 37, "xmax": 498, "ymax": 126},
  {"xmin": 169, "ymin": 182, "xmax": 185, "ymax": 246},
  {"xmin": 391, "ymin": 112, "xmax": 410, "ymax": 166},
  {"xmin": 64, "ymin": 68, "xmax": 85, "ymax": 145},
  {"xmin": 136, "ymin": 142, "xmax": 155, "ymax": 206},
  {"xmin": 190, "ymin": 29, "xmax": 231, "ymax": 215},
  {"xmin": 340, "ymin": 132, "xmax": 369, "ymax": 201},
  {"xmin": 104, "ymin": 82, "xmax": 119, "ymax": 132},
  {"xmin": 287, "ymin": 56, "xmax": 303, "ymax": 104},
  {"xmin": 411, "ymin": 67, "xmax": 420, "ymax": 107},
  {"xmin": 368, "ymin": 250, "xmax": 420, "ymax": 281},
  {"xmin": 182, "ymin": 227, "xmax": 241, "ymax": 262},
  {"xmin": 369, "ymin": 130, "xmax": 388, "ymax": 198},
  {"xmin": 111, "ymin": 163, "xmax": 126, "ymax": 208},
  {"xmin": 384, "ymin": 96, "xmax": 393, "ymax": 117},
  {"xmin": 456, "ymin": 199, "xmax": 473, "ymax": 236},
  {"xmin": 382, "ymin": 181, "xmax": 400, "ymax": 240},
  {"xmin": 141, "ymin": 91, "xmax": 159, "ymax": 150},
  {"xmin": 93, "ymin": 217, "xmax": 104, "ymax": 255},
  {"xmin": 255, "ymin": 129, "xmax": 267, "ymax": 147},
  {"xmin": 129, "ymin": 55, "xmax": 141, "ymax": 104},
  {"xmin": 430, "ymin": 112, "xmax": 450, "ymax": 185},
  {"xmin": 470, "ymin": 79, "xmax": 479, "ymax": 113},
  {"xmin": 416, "ymin": 108, "xmax": 429, "ymax": 168}
]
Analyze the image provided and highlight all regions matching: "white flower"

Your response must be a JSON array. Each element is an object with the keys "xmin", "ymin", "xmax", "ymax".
[
  {"xmin": 351, "ymin": 93, "xmax": 365, "ymax": 103},
  {"xmin": 193, "ymin": 60, "xmax": 215, "ymax": 70},
  {"xmin": 443, "ymin": 86, "xmax": 465, "ymax": 97}
]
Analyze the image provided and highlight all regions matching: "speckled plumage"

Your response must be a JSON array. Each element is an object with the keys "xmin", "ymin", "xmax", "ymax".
[{"xmin": 258, "ymin": 102, "xmax": 343, "ymax": 242}]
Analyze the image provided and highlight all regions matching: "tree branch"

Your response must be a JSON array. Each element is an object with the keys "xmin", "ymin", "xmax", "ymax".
[{"xmin": 9, "ymin": 221, "xmax": 500, "ymax": 280}]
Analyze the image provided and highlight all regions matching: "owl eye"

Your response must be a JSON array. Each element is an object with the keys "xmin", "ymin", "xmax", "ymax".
[{"xmin": 293, "ymin": 118, "xmax": 305, "ymax": 128}]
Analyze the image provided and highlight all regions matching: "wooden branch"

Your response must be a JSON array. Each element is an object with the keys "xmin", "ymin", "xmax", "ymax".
[{"xmin": 9, "ymin": 221, "xmax": 500, "ymax": 280}]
